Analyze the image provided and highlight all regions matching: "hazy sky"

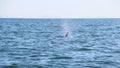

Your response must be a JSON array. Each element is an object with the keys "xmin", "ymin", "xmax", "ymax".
[{"xmin": 0, "ymin": 0, "xmax": 120, "ymax": 18}]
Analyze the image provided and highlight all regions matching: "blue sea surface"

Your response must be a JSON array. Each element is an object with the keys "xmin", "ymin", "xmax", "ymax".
[{"xmin": 0, "ymin": 18, "xmax": 120, "ymax": 68}]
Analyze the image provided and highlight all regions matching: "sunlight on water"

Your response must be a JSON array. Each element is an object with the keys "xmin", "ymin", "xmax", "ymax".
[{"xmin": 61, "ymin": 20, "xmax": 73, "ymax": 38}]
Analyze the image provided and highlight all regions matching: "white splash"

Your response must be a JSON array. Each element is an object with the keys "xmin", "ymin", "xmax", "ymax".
[{"xmin": 61, "ymin": 20, "xmax": 73, "ymax": 38}]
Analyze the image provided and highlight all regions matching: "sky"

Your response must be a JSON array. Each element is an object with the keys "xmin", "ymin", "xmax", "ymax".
[{"xmin": 0, "ymin": 0, "xmax": 120, "ymax": 18}]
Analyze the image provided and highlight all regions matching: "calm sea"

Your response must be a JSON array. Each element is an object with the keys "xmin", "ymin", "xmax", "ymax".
[{"xmin": 0, "ymin": 18, "xmax": 120, "ymax": 68}]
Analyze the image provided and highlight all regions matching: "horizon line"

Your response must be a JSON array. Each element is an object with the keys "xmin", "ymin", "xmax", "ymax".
[{"xmin": 0, "ymin": 17, "xmax": 120, "ymax": 19}]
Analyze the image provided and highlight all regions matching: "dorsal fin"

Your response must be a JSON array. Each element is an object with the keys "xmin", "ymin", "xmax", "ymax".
[{"xmin": 65, "ymin": 32, "xmax": 69, "ymax": 37}]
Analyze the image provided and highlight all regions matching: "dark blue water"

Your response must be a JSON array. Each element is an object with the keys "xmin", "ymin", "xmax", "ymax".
[{"xmin": 0, "ymin": 18, "xmax": 120, "ymax": 68}]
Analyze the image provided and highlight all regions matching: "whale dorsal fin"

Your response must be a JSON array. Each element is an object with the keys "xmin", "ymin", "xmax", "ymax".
[{"xmin": 65, "ymin": 32, "xmax": 69, "ymax": 37}]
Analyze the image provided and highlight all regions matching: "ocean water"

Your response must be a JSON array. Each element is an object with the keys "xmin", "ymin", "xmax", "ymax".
[{"xmin": 0, "ymin": 18, "xmax": 120, "ymax": 68}]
